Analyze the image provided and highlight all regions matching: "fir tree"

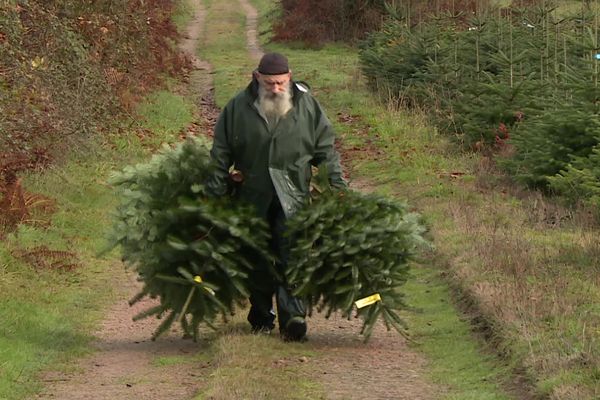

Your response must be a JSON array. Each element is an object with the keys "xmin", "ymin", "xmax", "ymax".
[
  {"xmin": 285, "ymin": 182, "xmax": 430, "ymax": 341},
  {"xmin": 108, "ymin": 136, "xmax": 273, "ymax": 340}
]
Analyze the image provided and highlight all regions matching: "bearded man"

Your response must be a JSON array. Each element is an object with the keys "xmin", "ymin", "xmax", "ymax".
[{"xmin": 206, "ymin": 52, "xmax": 346, "ymax": 341}]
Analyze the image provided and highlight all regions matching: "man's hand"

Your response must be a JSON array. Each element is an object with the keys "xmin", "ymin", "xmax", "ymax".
[{"xmin": 229, "ymin": 169, "xmax": 244, "ymax": 183}]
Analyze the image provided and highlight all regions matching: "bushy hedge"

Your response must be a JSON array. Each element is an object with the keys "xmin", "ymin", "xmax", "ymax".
[
  {"xmin": 359, "ymin": 5, "xmax": 600, "ymax": 208},
  {"xmin": 272, "ymin": 0, "xmax": 387, "ymax": 45},
  {"xmin": 0, "ymin": 0, "xmax": 186, "ymax": 167}
]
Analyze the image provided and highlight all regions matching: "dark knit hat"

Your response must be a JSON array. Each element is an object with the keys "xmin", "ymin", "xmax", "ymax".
[{"xmin": 257, "ymin": 52, "xmax": 289, "ymax": 75}]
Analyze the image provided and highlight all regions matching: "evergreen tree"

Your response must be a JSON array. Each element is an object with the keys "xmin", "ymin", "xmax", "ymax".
[
  {"xmin": 549, "ymin": 145, "xmax": 600, "ymax": 211},
  {"xmin": 285, "ymin": 184, "xmax": 429, "ymax": 340},
  {"xmin": 108, "ymin": 136, "xmax": 273, "ymax": 340},
  {"xmin": 501, "ymin": 101, "xmax": 600, "ymax": 189}
]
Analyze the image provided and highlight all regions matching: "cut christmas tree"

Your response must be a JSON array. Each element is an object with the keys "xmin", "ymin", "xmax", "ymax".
[
  {"xmin": 108, "ymin": 136, "xmax": 273, "ymax": 340},
  {"xmin": 285, "ymin": 186, "xmax": 430, "ymax": 341}
]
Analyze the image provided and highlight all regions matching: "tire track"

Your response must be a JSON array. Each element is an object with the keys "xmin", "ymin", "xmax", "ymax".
[{"xmin": 37, "ymin": 2, "xmax": 215, "ymax": 398}]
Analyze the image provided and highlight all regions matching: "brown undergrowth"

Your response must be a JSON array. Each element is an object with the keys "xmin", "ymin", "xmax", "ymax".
[
  {"xmin": 272, "ymin": 0, "xmax": 385, "ymax": 45},
  {"xmin": 0, "ymin": 0, "xmax": 191, "ymax": 240},
  {"xmin": 439, "ymin": 159, "xmax": 600, "ymax": 399},
  {"xmin": 11, "ymin": 246, "xmax": 79, "ymax": 271},
  {"xmin": 0, "ymin": 153, "xmax": 55, "ymax": 238},
  {"xmin": 271, "ymin": 0, "xmax": 501, "ymax": 46},
  {"xmin": 335, "ymin": 111, "xmax": 382, "ymax": 180}
]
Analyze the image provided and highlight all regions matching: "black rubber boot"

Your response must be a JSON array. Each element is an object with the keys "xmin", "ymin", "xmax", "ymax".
[{"xmin": 282, "ymin": 316, "xmax": 307, "ymax": 342}]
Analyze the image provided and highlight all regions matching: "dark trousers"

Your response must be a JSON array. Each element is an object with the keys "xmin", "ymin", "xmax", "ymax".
[{"xmin": 247, "ymin": 197, "xmax": 305, "ymax": 332}]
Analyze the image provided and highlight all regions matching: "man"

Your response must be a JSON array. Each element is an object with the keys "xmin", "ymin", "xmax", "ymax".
[{"xmin": 206, "ymin": 52, "xmax": 346, "ymax": 341}]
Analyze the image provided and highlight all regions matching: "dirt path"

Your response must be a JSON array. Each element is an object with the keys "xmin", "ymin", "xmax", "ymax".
[
  {"xmin": 180, "ymin": 0, "xmax": 220, "ymax": 136},
  {"xmin": 37, "ymin": 2, "xmax": 214, "ymax": 399},
  {"xmin": 237, "ymin": 1, "xmax": 439, "ymax": 398},
  {"xmin": 238, "ymin": 0, "xmax": 263, "ymax": 61},
  {"xmin": 37, "ymin": 276, "xmax": 207, "ymax": 400},
  {"xmin": 307, "ymin": 315, "xmax": 438, "ymax": 399}
]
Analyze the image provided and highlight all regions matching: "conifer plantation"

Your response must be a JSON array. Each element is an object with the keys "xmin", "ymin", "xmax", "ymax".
[{"xmin": 359, "ymin": 2, "xmax": 600, "ymax": 209}]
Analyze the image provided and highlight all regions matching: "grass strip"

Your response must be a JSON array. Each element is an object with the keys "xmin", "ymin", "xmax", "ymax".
[{"xmin": 0, "ymin": 83, "xmax": 195, "ymax": 399}]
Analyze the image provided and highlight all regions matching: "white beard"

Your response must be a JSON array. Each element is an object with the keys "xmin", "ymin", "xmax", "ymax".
[{"xmin": 257, "ymin": 82, "xmax": 293, "ymax": 122}]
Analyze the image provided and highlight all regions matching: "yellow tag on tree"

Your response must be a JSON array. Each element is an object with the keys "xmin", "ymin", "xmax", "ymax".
[
  {"xmin": 204, "ymin": 287, "xmax": 216, "ymax": 295},
  {"xmin": 354, "ymin": 293, "xmax": 381, "ymax": 309},
  {"xmin": 194, "ymin": 275, "xmax": 215, "ymax": 295}
]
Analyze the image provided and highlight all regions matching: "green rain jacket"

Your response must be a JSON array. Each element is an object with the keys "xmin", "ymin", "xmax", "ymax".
[{"xmin": 207, "ymin": 77, "xmax": 346, "ymax": 219}]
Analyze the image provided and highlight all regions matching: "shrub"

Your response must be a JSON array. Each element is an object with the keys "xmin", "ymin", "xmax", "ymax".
[
  {"xmin": 272, "ymin": 0, "xmax": 387, "ymax": 45},
  {"xmin": 549, "ymin": 145, "xmax": 600, "ymax": 210},
  {"xmin": 359, "ymin": 20, "xmax": 456, "ymax": 108},
  {"xmin": 0, "ymin": 0, "xmax": 188, "ymax": 234},
  {"xmin": 500, "ymin": 101, "xmax": 600, "ymax": 189},
  {"xmin": 0, "ymin": 0, "xmax": 187, "ymax": 167}
]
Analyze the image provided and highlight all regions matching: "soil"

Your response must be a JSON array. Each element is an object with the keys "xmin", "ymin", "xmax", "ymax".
[
  {"xmin": 179, "ymin": 0, "xmax": 219, "ymax": 137},
  {"xmin": 307, "ymin": 313, "xmax": 438, "ymax": 399},
  {"xmin": 37, "ymin": 1, "xmax": 440, "ymax": 399},
  {"xmin": 36, "ymin": 275, "xmax": 208, "ymax": 400}
]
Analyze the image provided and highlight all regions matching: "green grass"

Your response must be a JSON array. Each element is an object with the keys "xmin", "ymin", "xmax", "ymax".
[
  {"xmin": 135, "ymin": 90, "xmax": 194, "ymax": 143},
  {"xmin": 193, "ymin": 319, "xmax": 324, "ymax": 400},
  {"xmin": 199, "ymin": 0, "xmax": 257, "ymax": 107},
  {"xmin": 172, "ymin": 0, "xmax": 194, "ymax": 32},
  {"xmin": 0, "ymin": 292, "xmax": 88, "ymax": 399},
  {"xmin": 0, "ymin": 157, "xmax": 129, "ymax": 399},
  {"xmin": 0, "ymin": 81, "xmax": 194, "ymax": 399},
  {"xmin": 406, "ymin": 266, "xmax": 513, "ymax": 399},
  {"xmin": 153, "ymin": 355, "xmax": 189, "ymax": 367}
]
